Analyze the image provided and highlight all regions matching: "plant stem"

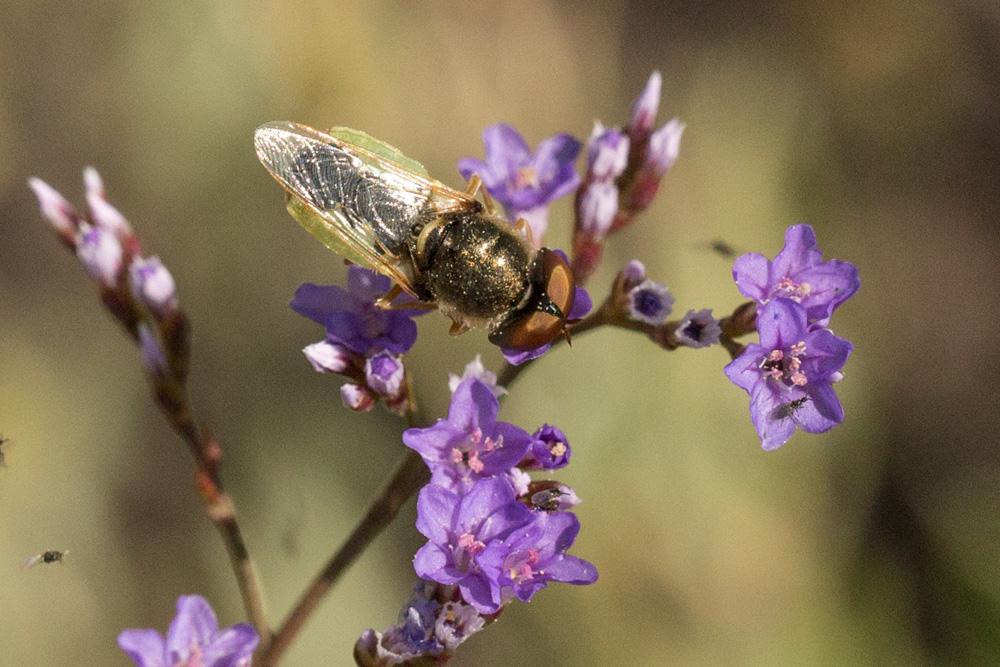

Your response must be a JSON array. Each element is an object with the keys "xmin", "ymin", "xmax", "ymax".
[{"xmin": 260, "ymin": 448, "xmax": 429, "ymax": 666}]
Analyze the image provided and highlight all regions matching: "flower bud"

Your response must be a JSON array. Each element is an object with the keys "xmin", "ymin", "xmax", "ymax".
[
  {"xmin": 137, "ymin": 322, "xmax": 167, "ymax": 376},
  {"xmin": 83, "ymin": 166, "xmax": 132, "ymax": 237},
  {"xmin": 621, "ymin": 259, "xmax": 646, "ymax": 291},
  {"xmin": 129, "ymin": 256, "xmax": 177, "ymax": 319},
  {"xmin": 28, "ymin": 177, "xmax": 81, "ymax": 237},
  {"xmin": 586, "ymin": 124, "xmax": 629, "ymax": 181},
  {"xmin": 628, "ymin": 70, "xmax": 662, "ymax": 142},
  {"xmin": 577, "ymin": 181, "xmax": 618, "ymax": 238},
  {"xmin": 645, "ymin": 118, "xmax": 685, "ymax": 177},
  {"xmin": 303, "ymin": 340, "xmax": 357, "ymax": 375},
  {"xmin": 364, "ymin": 351, "xmax": 405, "ymax": 398},
  {"xmin": 341, "ymin": 382, "xmax": 375, "ymax": 412},
  {"xmin": 76, "ymin": 224, "xmax": 123, "ymax": 288}
]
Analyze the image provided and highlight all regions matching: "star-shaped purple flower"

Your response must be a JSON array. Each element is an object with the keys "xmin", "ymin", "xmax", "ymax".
[
  {"xmin": 732, "ymin": 224, "xmax": 860, "ymax": 326},
  {"xmin": 458, "ymin": 124, "xmax": 581, "ymax": 243},
  {"xmin": 724, "ymin": 298, "xmax": 853, "ymax": 450},
  {"xmin": 290, "ymin": 266, "xmax": 424, "ymax": 356},
  {"xmin": 117, "ymin": 595, "xmax": 258, "ymax": 667},
  {"xmin": 479, "ymin": 511, "xmax": 597, "ymax": 605},
  {"xmin": 403, "ymin": 379, "xmax": 532, "ymax": 491},
  {"xmin": 413, "ymin": 477, "xmax": 535, "ymax": 613}
]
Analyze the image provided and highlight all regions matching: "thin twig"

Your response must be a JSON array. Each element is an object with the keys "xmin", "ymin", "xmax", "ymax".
[{"xmin": 260, "ymin": 449, "xmax": 430, "ymax": 666}]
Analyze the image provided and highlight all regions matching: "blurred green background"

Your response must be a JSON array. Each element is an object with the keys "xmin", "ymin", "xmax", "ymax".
[{"xmin": 2, "ymin": 1, "xmax": 999, "ymax": 664}]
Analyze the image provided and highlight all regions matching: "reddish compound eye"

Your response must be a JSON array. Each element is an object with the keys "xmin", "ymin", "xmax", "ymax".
[{"xmin": 489, "ymin": 249, "xmax": 576, "ymax": 351}]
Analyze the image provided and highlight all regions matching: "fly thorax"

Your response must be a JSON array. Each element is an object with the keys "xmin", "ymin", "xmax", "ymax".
[{"xmin": 423, "ymin": 213, "xmax": 532, "ymax": 325}]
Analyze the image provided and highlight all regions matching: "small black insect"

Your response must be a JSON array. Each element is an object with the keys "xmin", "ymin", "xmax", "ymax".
[
  {"xmin": 0, "ymin": 435, "xmax": 8, "ymax": 467},
  {"xmin": 23, "ymin": 549, "xmax": 70, "ymax": 569}
]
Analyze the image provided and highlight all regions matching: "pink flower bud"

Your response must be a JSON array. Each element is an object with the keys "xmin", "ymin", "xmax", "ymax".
[
  {"xmin": 628, "ymin": 71, "xmax": 662, "ymax": 141},
  {"xmin": 28, "ymin": 177, "xmax": 81, "ymax": 236},
  {"xmin": 341, "ymin": 382, "xmax": 375, "ymax": 412},
  {"xmin": 83, "ymin": 167, "xmax": 132, "ymax": 237},
  {"xmin": 76, "ymin": 224, "xmax": 123, "ymax": 288},
  {"xmin": 129, "ymin": 256, "xmax": 177, "ymax": 318},
  {"xmin": 303, "ymin": 340, "xmax": 356, "ymax": 375}
]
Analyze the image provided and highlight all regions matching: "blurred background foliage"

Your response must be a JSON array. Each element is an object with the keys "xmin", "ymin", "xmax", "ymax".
[{"xmin": 2, "ymin": 1, "xmax": 999, "ymax": 664}]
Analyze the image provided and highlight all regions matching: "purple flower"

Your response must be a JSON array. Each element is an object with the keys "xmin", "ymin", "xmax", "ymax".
[
  {"xmin": 732, "ymin": 224, "xmax": 860, "ymax": 326},
  {"xmin": 76, "ymin": 224, "xmax": 123, "ymax": 288},
  {"xmin": 404, "ymin": 379, "xmax": 532, "ymax": 491},
  {"xmin": 117, "ymin": 594, "xmax": 258, "ymax": 667},
  {"xmin": 724, "ymin": 299, "xmax": 853, "ymax": 450},
  {"xmin": 478, "ymin": 511, "xmax": 597, "ymax": 605},
  {"xmin": 290, "ymin": 266, "xmax": 424, "ymax": 356},
  {"xmin": 523, "ymin": 424, "xmax": 571, "ymax": 470},
  {"xmin": 628, "ymin": 278, "xmax": 674, "ymax": 325},
  {"xmin": 129, "ymin": 256, "xmax": 177, "ymax": 319},
  {"xmin": 413, "ymin": 477, "xmax": 535, "ymax": 613},
  {"xmin": 458, "ymin": 124, "xmax": 581, "ymax": 243},
  {"xmin": 675, "ymin": 309, "xmax": 721, "ymax": 348},
  {"xmin": 448, "ymin": 354, "xmax": 507, "ymax": 398},
  {"xmin": 501, "ymin": 283, "xmax": 592, "ymax": 366},
  {"xmin": 365, "ymin": 351, "xmax": 405, "ymax": 398}
]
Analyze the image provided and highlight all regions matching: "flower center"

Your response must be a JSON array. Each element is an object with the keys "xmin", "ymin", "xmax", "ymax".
[
  {"xmin": 513, "ymin": 166, "xmax": 539, "ymax": 190},
  {"xmin": 773, "ymin": 277, "xmax": 812, "ymax": 303},
  {"xmin": 175, "ymin": 645, "xmax": 204, "ymax": 667},
  {"xmin": 682, "ymin": 319, "xmax": 704, "ymax": 341},
  {"xmin": 505, "ymin": 548, "xmax": 541, "ymax": 584},
  {"xmin": 548, "ymin": 440, "xmax": 567, "ymax": 459},
  {"xmin": 449, "ymin": 427, "xmax": 504, "ymax": 475},
  {"xmin": 759, "ymin": 341, "xmax": 808, "ymax": 387}
]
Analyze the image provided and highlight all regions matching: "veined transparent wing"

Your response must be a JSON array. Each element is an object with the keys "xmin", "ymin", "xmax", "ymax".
[{"xmin": 254, "ymin": 121, "xmax": 477, "ymax": 295}]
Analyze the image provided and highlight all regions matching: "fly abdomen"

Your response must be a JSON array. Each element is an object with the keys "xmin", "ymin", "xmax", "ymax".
[{"xmin": 424, "ymin": 213, "xmax": 531, "ymax": 323}]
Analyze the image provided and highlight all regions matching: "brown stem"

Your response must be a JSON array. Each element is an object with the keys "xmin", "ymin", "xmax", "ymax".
[{"xmin": 260, "ymin": 449, "xmax": 430, "ymax": 666}]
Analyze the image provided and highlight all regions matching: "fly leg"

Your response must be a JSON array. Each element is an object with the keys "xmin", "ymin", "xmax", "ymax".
[
  {"xmin": 375, "ymin": 284, "xmax": 438, "ymax": 311},
  {"xmin": 464, "ymin": 174, "xmax": 499, "ymax": 216},
  {"xmin": 449, "ymin": 319, "xmax": 471, "ymax": 336},
  {"xmin": 512, "ymin": 217, "xmax": 535, "ymax": 247}
]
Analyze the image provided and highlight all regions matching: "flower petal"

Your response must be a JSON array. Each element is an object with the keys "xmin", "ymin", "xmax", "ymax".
[
  {"xmin": 458, "ymin": 573, "xmax": 501, "ymax": 614},
  {"xmin": 166, "ymin": 595, "xmax": 218, "ymax": 662},
  {"xmin": 543, "ymin": 554, "xmax": 599, "ymax": 585},
  {"xmin": 482, "ymin": 124, "xmax": 531, "ymax": 177},
  {"xmin": 117, "ymin": 629, "xmax": 166, "ymax": 667},
  {"xmin": 756, "ymin": 299, "xmax": 808, "ymax": 350},
  {"xmin": 803, "ymin": 382, "xmax": 845, "ymax": 428},
  {"xmin": 289, "ymin": 283, "xmax": 351, "ymax": 325},
  {"xmin": 415, "ymin": 484, "xmax": 459, "ymax": 542},
  {"xmin": 447, "ymin": 379, "xmax": 499, "ymax": 434},
  {"xmin": 772, "ymin": 224, "xmax": 823, "ymax": 278},
  {"xmin": 750, "ymin": 383, "xmax": 799, "ymax": 451},
  {"xmin": 724, "ymin": 344, "xmax": 765, "ymax": 393},
  {"xmin": 732, "ymin": 252, "xmax": 772, "ymax": 303},
  {"xmin": 202, "ymin": 624, "xmax": 259, "ymax": 667},
  {"xmin": 414, "ymin": 543, "xmax": 461, "ymax": 583}
]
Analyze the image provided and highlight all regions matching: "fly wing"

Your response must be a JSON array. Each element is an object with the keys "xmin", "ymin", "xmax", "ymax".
[
  {"xmin": 22, "ymin": 554, "xmax": 42, "ymax": 569},
  {"xmin": 254, "ymin": 121, "xmax": 476, "ymax": 295}
]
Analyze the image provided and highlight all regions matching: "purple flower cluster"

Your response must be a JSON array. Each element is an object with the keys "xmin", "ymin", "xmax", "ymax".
[
  {"xmin": 29, "ymin": 168, "xmax": 182, "ymax": 377},
  {"xmin": 458, "ymin": 124, "xmax": 581, "ymax": 246},
  {"xmin": 291, "ymin": 266, "xmax": 427, "ymax": 414},
  {"xmin": 402, "ymin": 367, "xmax": 596, "ymax": 620},
  {"xmin": 573, "ymin": 72, "xmax": 685, "ymax": 280},
  {"xmin": 725, "ymin": 224, "xmax": 860, "ymax": 449},
  {"xmin": 614, "ymin": 259, "xmax": 721, "ymax": 349},
  {"xmin": 355, "ymin": 581, "xmax": 486, "ymax": 666},
  {"xmin": 118, "ymin": 595, "xmax": 258, "ymax": 667}
]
